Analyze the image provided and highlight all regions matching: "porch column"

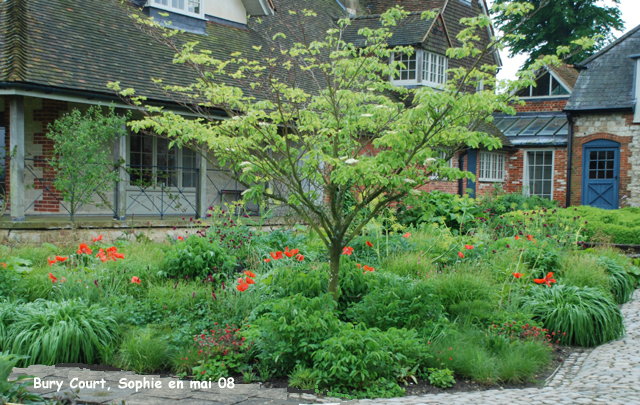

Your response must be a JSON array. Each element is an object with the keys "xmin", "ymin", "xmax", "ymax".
[
  {"xmin": 114, "ymin": 125, "xmax": 127, "ymax": 220},
  {"xmin": 196, "ymin": 148, "xmax": 208, "ymax": 219},
  {"xmin": 9, "ymin": 96, "xmax": 25, "ymax": 221}
]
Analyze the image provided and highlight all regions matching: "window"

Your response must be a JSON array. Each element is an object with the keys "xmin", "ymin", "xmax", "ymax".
[
  {"xmin": 478, "ymin": 152, "xmax": 505, "ymax": 182},
  {"xmin": 151, "ymin": 0, "xmax": 202, "ymax": 16},
  {"xmin": 516, "ymin": 72, "xmax": 570, "ymax": 98},
  {"xmin": 525, "ymin": 151, "xmax": 553, "ymax": 199},
  {"xmin": 129, "ymin": 135, "xmax": 197, "ymax": 189},
  {"xmin": 391, "ymin": 49, "xmax": 447, "ymax": 87},
  {"xmin": 588, "ymin": 150, "xmax": 615, "ymax": 180}
]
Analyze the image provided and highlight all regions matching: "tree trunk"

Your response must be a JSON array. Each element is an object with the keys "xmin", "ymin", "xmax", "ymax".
[{"xmin": 327, "ymin": 243, "xmax": 342, "ymax": 300}]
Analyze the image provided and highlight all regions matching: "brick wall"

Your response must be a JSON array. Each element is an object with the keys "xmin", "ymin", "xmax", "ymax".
[
  {"xmin": 513, "ymin": 98, "xmax": 568, "ymax": 113},
  {"xmin": 570, "ymin": 112, "xmax": 640, "ymax": 207}
]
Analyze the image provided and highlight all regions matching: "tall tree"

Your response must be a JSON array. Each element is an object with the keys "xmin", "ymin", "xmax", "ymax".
[{"xmin": 492, "ymin": 0, "xmax": 624, "ymax": 66}]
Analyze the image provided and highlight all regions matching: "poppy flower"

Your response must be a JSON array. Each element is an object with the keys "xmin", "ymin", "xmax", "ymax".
[
  {"xmin": 533, "ymin": 272, "xmax": 556, "ymax": 287},
  {"xmin": 270, "ymin": 251, "xmax": 283, "ymax": 260},
  {"xmin": 245, "ymin": 277, "xmax": 255, "ymax": 285},
  {"xmin": 237, "ymin": 279, "xmax": 249, "ymax": 292},
  {"xmin": 296, "ymin": 254, "xmax": 304, "ymax": 261},
  {"xmin": 113, "ymin": 252, "xmax": 125, "ymax": 260},
  {"xmin": 366, "ymin": 241, "xmax": 373, "ymax": 247},
  {"xmin": 527, "ymin": 234, "xmax": 535, "ymax": 241},
  {"xmin": 55, "ymin": 256, "xmax": 68, "ymax": 262},
  {"xmin": 342, "ymin": 247, "xmax": 354, "ymax": 255},
  {"xmin": 464, "ymin": 244, "xmax": 473, "ymax": 250},
  {"xmin": 1, "ymin": 263, "xmax": 6, "ymax": 268},
  {"xmin": 458, "ymin": 251, "xmax": 464, "ymax": 258},
  {"xmin": 356, "ymin": 263, "xmax": 362, "ymax": 269},
  {"xmin": 264, "ymin": 258, "xmax": 271, "ymax": 263},
  {"xmin": 47, "ymin": 257, "xmax": 57, "ymax": 266},
  {"xmin": 49, "ymin": 273, "xmax": 57, "ymax": 283},
  {"xmin": 77, "ymin": 243, "xmax": 92, "ymax": 255},
  {"xmin": 363, "ymin": 265, "xmax": 374, "ymax": 272},
  {"xmin": 403, "ymin": 232, "xmax": 411, "ymax": 238},
  {"xmin": 515, "ymin": 235, "xmax": 520, "ymax": 241},
  {"xmin": 178, "ymin": 236, "xmax": 184, "ymax": 241},
  {"xmin": 244, "ymin": 270, "xmax": 256, "ymax": 278},
  {"xmin": 93, "ymin": 235, "xmax": 103, "ymax": 243},
  {"xmin": 131, "ymin": 276, "xmax": 141, "ymax": 284},
  {"xmin": 513, "ymin": 272, "xmax": 523, "ymax": 279},
  {"xmin": 284, "ymin": 247, "xmax": 294, "ymax": 258}
]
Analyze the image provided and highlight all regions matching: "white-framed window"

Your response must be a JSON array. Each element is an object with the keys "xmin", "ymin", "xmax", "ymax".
[
  {"xmin": 478, "ymin": 152, "xmax": 505, "ymax": 182},
  {"xmin": 150, "ymin": 0, "xmax": 203, "ymax": 17},
  {"xmin": 524, "ymin": 150, "xmax": 554, "ymax": 200},
  {"xmin": 128, "ymin": 134, "xmax": 198, "ymax": 189},
  {"xmin": 516, "ymin": 71, "xmax": 570, "ymax": 98},
  {"xmin": 391, "ymin": 49, "xmax": 447, "ymax": 88}
]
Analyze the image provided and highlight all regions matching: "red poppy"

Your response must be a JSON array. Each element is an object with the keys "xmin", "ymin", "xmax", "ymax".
[
  {"xmin": 55, "ymin": 256, "xmax": 68, "ymax": 262},
  {"xmin": 270, "ymin": 251, "xmax": 283, "ymax": 260},
  {"xmin": 403, "ymin": 232, "xmax": 411, "ymax": 238},
  {"xmin": 291, "ymin": 248, "xmax": 299, "ymax": 255},
  {"xmin": 284, "ymin": 247, "xmax": 294, "ymax": 258},
  {"xmin": 264, "ymin": 258, "xmax": 271, "ymax": 263},
  {"xmin": 47, "ymin": 257, "xmax": 57, "ymax": 266},
  {"xmin": 342, "ymin": 247, "xmax": 354, "ymax": 255},
  {"xmin": 366, "ymin": 241, "xmax": 373, "ymax": 247},
  {"xmin": 244, "ymin": 270, "xmax": 256, "ymax": 278},
  {"xmin": 296, "ymin": 254, "xmax": 304, "ymax": 261},
  {"xmin": 49, "ymin": 272, "xmax": 58, "ymax": 283},
  {"xmin": 533, "ymin": 272, "xmax": 556, "ymax": 287},
  {"xmin": 1, "ymin": 263, "xmax": 6, "ymax": 268},
  {"xmin": 513, "ymin": 272, "xmax": 523, "ymax": 279},
  {"xmin": 356, "ymin": 263, "xmax": 362, "ymax": 269},
  {"xmin": 527, "ymin": 234, "xmax": 534, "ymax": 241},
  {"xmin": 363, "ymin": 265, "xmax": 374, "ymax": 272},
  {"xmin": 178, "ymin": 236, "xmax": 184, "ymax": 241},
  {"xmin": 464, "ymin": 244, "xmax": 473, "ymax": 250},
  {"xmin": 77, "ymin": 243, "xmax": 92, "ymax": 255},
  {"xmin": 236, "ymin": 279, "xmax": 249, "ymax": 292},
  {"xmin": 458, "ymin": 251, "xmax": 464, "ymax": 258},
  {"xmin": 61, "ymin": 277, "xmax": 66, "ymax": 283},
  {"xmin": 245, "ymin": 277, "xmax": 255, "ymax": 285},
  {"xmin": 93, "ymin": 235, "xmax": 103, "ymax": 243},
  {"xmin": 131, "ymin": 276, "xmax": 141, "ymax": 284},
  {"xmin": 113, "ymin": 252, "xmax": 125, "ymax": 260},
  {"xmin": 515, "ymin": 235, "xmax": 520, "ymax": 241}
]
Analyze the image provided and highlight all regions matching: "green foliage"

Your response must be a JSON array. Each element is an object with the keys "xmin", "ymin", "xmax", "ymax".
[
  {"xmin": 312, "ymin": 325, "xmax": 428, "ymax": 395},
  {"xmin": 47, "ymin": 106, "xmax": 128, "ymax": 221},
  {"xmin": 427, "ymin": 368, "xmax": 455, "ymax": 388},
  {"xmin": 492, "ymin": 0, "xmax": 623, "ymax": 66},
  {"xmin": 430, "ymin": 270, "xmax": 496, "ymax": 315},
  {"xmin": 522, "ymin": 284, "xmax": 624, "ymax": 347},
  {"xmin": 1, "ymin": 299, "xmax": 119, "ymax": 366},
  {"xmin": 557, "ymin": 206, "xmax": 640, "ymax": 244},
  {"xmin": 0, "ymin": 351, "xmax": 48, "ymax": 404},
  {"xmin": 396, "ymin": 191, "xmax": 480, "ymax": 231},
  {"xmin": 557, "ymin": 253, "xmax": 610, "ymax": 293},
  {"xmin": 115, "ymin": 327, "xmax": 170, "ymax": 373},
  {"xmin": 347, "ymin": 277, "xmax": 446, "ymax": 332},
  {"xmin": 597, "ymin": 256, "xmax": 635, "ymax": 304},
  {"xmin": 288, "ymin": 365, "xmax": 318, "ymax": 390},
  {"xmin": 478, "ymin": 187, "xmax": 558, "ymax": 216},
  {"xmin": 249, "ymin": 295, "xmax": 342, "ymax": 375},
  {"xmin": 163, "ymin": 236, "xmax": 237, "ymax": 281}
]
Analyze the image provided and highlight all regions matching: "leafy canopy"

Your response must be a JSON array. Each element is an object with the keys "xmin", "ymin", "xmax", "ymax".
[
  {"xmin": 492, "ymin": 0, "xmax": 624, "ymax": 67},
  {"xmin": 110, "ymin": 3, "xmax": 578, "ymax": 296}
]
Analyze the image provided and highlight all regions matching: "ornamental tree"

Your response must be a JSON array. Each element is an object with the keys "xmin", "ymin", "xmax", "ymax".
[
  {"xmin": 111, "ymin": 2, "xmax": 584, "ymax": 298},
  {"xmin": 47, "ymin": 106, "xmax": 128, "ymax": 222}
]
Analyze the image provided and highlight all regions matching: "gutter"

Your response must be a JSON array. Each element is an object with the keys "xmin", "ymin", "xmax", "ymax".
[{"xmin": 565, "ymin": 112, "xmax": 574, "ymax": 208}]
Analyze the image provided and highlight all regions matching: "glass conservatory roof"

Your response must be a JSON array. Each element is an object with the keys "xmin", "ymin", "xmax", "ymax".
[{"xmin": 492, "ymin": 114, "xmax": 568, "ymax": 146}]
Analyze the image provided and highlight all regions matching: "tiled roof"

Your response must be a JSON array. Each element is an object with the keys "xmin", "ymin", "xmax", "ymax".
[
  {"xmin": 0, "ymin": 0, "xmax": 345, "ymax": 103},
  {"xmin": 475, "ymin": 120, "xmax": 514, "ymax": 149},
  {"xmin": 565, "ymin": 23, "xmax": 640, "ymax": 111},
  {"xmin": 364, "ymin": 0, "xmax": 446, "ymax": 14},
  {"xmin": 549, "ymin": 63, "xmax": 579, "ymax": 91},
  {"xmin": 342, "ymin": 11, "xmax": 437, "ymax": 47}
]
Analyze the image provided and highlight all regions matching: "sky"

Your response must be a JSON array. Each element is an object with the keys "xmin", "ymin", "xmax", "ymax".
[{"xmin": 486, "ymin": 0, "xmax": 640, "ymax": 81}]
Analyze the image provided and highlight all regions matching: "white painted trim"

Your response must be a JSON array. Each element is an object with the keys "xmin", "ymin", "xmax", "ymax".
[
  {"xmin": 390, "ymin": 50, "xmax": 448, "ymax": 89},
  {"xmin": 0, "ymin": 89, "xmax": 227, "ymax": 119},
  {"xmin": 522, "ymin": 149, "xmax": 555, "ymax": 200},
  {"xmin": 478, "ymin": 151, "xmax": 506, "ymax": 182},
  {"xmin": 634, "ymin": 58, "xmax": 640, "ymax": 123},
  {"xmin": 148, "ymin": 0, "xmax": 206, "ymax": 19}
]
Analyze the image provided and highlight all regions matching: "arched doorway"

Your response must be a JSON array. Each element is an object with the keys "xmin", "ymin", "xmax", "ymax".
[{"xmin": 581, "ymin": 139, "xmax": 620, "ymax": 209}]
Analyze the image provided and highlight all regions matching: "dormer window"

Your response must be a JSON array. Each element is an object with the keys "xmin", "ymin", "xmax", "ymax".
[
  {"xmin": 517, "ymin": 71, "xmax": 570, "ymax": 98},
  {"xmin": 391, "ymin": 49, "xmax": 447, "ymax": 88},
  {"xmin": 151, "ymin": 0, "xmax": 203, "ymax": 17}
]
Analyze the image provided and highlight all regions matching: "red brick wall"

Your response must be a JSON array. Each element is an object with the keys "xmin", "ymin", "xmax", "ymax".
[{"xmin": 513, "ymin": 99, "xmax": 568, "ymax": 113}]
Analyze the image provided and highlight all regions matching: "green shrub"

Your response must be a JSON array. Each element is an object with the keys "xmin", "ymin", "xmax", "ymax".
[
  {"xmin": 0, "ymin": 351, "xmax": 48, "ymax": 404},
  {"xmin": 312, "ymin": 325, "xmax": 428, "ymax": 396},
  {"xmin": 163, "ymin": 236, "xmax": 236, "ymax": 281},
  {"xmin": 116, "ymin": 328, "xmax": 170, "ymax": 373},
  {"xmin": 249, "ymin": 294, "xmax": 342, "ymax": 375},
  {"xmin": 396, "ymin": 191, "xmax": 480, "ymax": 231},
  {"xmin": 347, "ymin": 278, "xmax": 445, "ymax": 331},
  {"xmin": 427, "ymin": 368, "xmax": 455, "ymax": 388},
  {"xmin": 522, "ymin": 284, "xmax": 624, "ymax": 347},
  {"xmin": 288, "ymin": 365, "xmax": 318, "ymax": 390},
  {"xmin": 597, "ymin": 256, "xmax": 635, "ymax": 304},
  {"xmin": 430, "ymin": 271, "xmax": 496, "ymax": 313},
  {"xmin": 557, "ymin": 254, "xmax": 610, "ymax": 293},
  {"xmin": 1, "ymin": 299, "xmax": 119, "ymax": 366},
  {"xmin": 478, "ymin": 189, "xmax": 558, "ymax": 216}
]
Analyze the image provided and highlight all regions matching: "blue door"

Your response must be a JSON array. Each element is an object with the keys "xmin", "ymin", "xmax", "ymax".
[{"xmin": 581, "ymin": 139, "xmax": 620, "ymax": 210}]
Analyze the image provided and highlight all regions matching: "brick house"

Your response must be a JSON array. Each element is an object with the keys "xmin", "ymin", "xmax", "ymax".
[{"xmin": 0, "ymin": 0, "xmax": 503, "ymax": 222}]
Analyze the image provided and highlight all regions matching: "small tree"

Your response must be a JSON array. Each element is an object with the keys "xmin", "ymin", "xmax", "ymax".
[
  {"xmin": 47, "ymin": 106, "xmax": 128, "ymax": 222},
  {"xmin": 111, "ymin": 2, "xmax": 589, "ymax": 298}
]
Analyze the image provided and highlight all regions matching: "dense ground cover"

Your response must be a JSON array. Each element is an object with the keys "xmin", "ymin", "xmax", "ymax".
[{"xmin": 1, "ymin": 198, "xmax": 638, "ymax": 401}]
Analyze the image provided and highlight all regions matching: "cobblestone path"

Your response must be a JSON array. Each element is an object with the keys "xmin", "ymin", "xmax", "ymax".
[{"xmin": 11, "ymin": 290, "xmax": 640, "ymax": 405}]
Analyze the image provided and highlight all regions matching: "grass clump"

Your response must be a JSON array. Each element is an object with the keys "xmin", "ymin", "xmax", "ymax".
[
  {"xmin": 116, "ymin": 327, "xmax": 170, "ymax": 374},
  {"xmin": 522, "ymin": 284, "xmax": 624, "ymax": 347}
]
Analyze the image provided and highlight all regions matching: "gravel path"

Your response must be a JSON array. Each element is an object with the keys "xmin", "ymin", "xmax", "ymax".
[{"xmin": 11, "ymin": 290, "xmax": 640, "ymax": 405}]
